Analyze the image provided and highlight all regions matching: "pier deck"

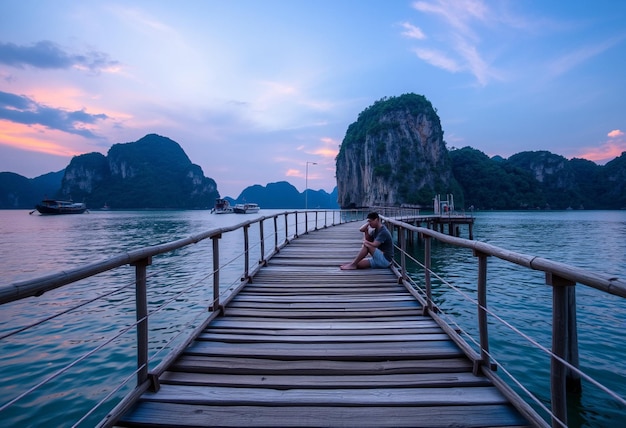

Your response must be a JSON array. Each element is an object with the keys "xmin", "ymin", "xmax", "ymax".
[{"xmin": 116, "ymin": 222, "xmax": 532, "ymax": 427}]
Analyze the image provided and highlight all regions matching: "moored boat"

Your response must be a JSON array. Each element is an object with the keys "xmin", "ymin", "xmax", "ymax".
[
  {"xmin": 34, "ymin": 199, "xmax": 87, "ymax": 215},
  {"xmin": 233, "ymin": 203, "xmax": 260, "ymax": 214},
  {"xmin": 211, "ymin": 198, "xmax": 233, "ymax": 214}
]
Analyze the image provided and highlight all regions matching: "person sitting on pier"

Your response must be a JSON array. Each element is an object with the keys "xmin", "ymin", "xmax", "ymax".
[{"xmin": 340, "ymin": 211, "xmax": 394, "ymax": 270}]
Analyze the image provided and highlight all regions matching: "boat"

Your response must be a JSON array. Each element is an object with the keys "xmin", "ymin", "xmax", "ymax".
[
  {"xmin": 233, "ymin": 203, "xmax": 260, "ymax": 214},
  {"xmin": 210, "ymin": 198, "xmax": 233, "ymax": 214},
  {"xmin": 34, "ymin": 199, "xmax": 87, "ymax": 215}
]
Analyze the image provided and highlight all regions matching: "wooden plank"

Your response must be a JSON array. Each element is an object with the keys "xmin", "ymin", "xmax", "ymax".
[
  {"xmin": 207, "ymin": 319, "xmax": 436, "ymax": 330},
  {"xmin": 139, "ymin": 384, "xmax": 510, "ymax": 406},
  {"xmin": 219, "ymin": 308, "xmax": 423, "ymax": 318},
  {"xmin": 196, "ymin": 332, "xmax": 451, "ymax": 343},
  {"xmin": 159, "ymin": 371, "xmax": 492, "ymax": 388},
  {"xmin": 171, "ymin": 355, "xmax": 475, "ymax": 375},
  {"xmin": 203, "ymin": 326, "xmax": 445, "ymax": 336},
  {"xmin": 185, "ymin": 340, "xmax": 463, "ymax": 359},
  {"xmin": 224, "ymin": 300, "xmax": 421, "ymax": 309},
  {"xmin": 118, "ymin": 402, "xmax": 531, "ymax": 428},
  {"xmin": 231, "ymin": 293, "xmax": 417, "ymax": 302}
]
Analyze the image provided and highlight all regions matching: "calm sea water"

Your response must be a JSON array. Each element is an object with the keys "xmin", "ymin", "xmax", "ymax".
[{"xmin": 0, "ymin": 209, "xmax": 624, "ymax": 427}]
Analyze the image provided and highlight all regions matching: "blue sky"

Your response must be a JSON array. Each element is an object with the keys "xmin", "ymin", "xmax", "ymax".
[{"xmin": 1, "ymin": 1, "xmax": 625, "ymax": 198}]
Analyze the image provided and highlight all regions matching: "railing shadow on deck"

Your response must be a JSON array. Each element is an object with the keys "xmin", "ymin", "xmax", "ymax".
[
  {"xmin": 384, "ymin": 216, "xmax": 626, "ymax": 428},
  {"xmin": 0, "ymin": 209, "xmax": 370, "ymax": 428}
]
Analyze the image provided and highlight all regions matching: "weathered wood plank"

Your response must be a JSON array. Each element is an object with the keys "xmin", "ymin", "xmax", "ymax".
[
  {"xmin": 171, "ymin": 355, "xmax": 475, "ymax": 375},
  {"xmin": 118, "ymin": 402, "xmax": 531, "ymax": 428},
  {"xmin": 219, "ymin": 308, "xmax": 423, "ymax": 318},
  {"xmin": 159, "ymin": 371, "xmax": 493, "ymax": 388},
  {"xmin": 185, "ymin": 340, "xmax": 464, "ymax": 359},
  {"xmin": 139, "ymin": 384, "xmax": 510, "ymax": 406},
  {"xmin": 207, "ymin": 319, "xmax": 436, "ymax": 329},
  {"xmin": 196, "ymin": 332, "xmax": 451, "ymax": 343},
  {"xmin": 203, "ymin": 326, "xmax": 445, "ymax": 336}
]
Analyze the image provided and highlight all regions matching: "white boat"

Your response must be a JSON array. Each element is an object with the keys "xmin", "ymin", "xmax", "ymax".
[
  {"xmin": 233, "ymin": 203, "xmax": 260, "ymax": 214},
  {"xmin": 211, "ymin": 198, "xmax": 233, "ymax": 214}
]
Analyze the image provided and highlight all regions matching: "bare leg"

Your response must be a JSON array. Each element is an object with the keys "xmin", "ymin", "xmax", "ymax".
[{"xmin": 340, "ymin": 244, "xmax": 375, "ymax": 270}]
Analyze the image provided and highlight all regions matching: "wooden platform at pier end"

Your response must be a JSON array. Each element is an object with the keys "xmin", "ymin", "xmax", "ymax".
[{"xmin": 116, "ymin": 223, "xmax": 532, "ymax": 428}]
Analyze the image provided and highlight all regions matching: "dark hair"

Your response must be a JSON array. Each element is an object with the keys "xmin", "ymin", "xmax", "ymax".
[{"xmin": 366, "ymin": 212, "xmax": 379, "ymax": 220}]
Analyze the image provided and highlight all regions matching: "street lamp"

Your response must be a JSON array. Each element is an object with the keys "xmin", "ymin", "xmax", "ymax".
[{"xmin": 305, "ymin": 161, "xmax": 317, "ymax": 210}]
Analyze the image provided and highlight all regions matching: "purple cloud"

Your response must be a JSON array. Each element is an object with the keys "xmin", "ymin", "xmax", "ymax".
[
  {"xmin": 0, "ymin": 40, "xmax": 119, "ymax": 73},
  {"xmin": 0, "ymin": 90, "xmax": 108, "ymax": 138}
]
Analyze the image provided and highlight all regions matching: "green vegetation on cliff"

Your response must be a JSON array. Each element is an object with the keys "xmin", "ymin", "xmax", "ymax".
[
  {"xmin": 450, "ymin": 147, "xmax": 626, "ymax": 210},
  {"xmin": 336, "ymin": 93, "xmax": 462, "ymax": 208},
  {"xmin": 58, "ymin": 134, "xmax": 219, "ymax": 209}
]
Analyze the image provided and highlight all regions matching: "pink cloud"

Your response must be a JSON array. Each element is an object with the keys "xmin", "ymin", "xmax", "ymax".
[
  {"xmin": 608, "ymin": 129, "xmax": 624, "ymax": 138},
  {"xmin": 0, "ymin": 122, "xmax": 85, "ymax": 157},
  {"xmin": 576, "ymin": 140, "xmax": 626, "ymax": 164}
]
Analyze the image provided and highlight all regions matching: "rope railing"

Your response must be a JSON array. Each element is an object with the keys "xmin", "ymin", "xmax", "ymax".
[
  {"xmin": 384, "ymin": 216, "xmax": 626, "ymax": 428},
  {"xmin": 0, "ymin": 209, "xmax": 366, "ymax": 428}
]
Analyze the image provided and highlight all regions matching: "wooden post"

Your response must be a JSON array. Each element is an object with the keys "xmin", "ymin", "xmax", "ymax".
[
  {"xmin": 547, "ymin": 273, "xmax": 577, "ymax": 428},
  {"xmin": 295, "ymin": 212, "xmax": 299, "ymax": 237},
  {"xmin": 209, "ymin": 234, "xmax": 221, "ymax": 311},
  {"xmin": 567, "ymin": 286, "xmax": 582, "ymax": 393},
  {"xmin": 424, "ymin": 235, "xmax": 433, "ymax": 313},
  {"xmin": 400, "ymin": 225, "xmax": 407, "ymax": 282},
  {"xmin": 243, "ymin": 225, "xmax": 250, "ymax": 280},
  {"xmin": 474, "ymin": 250, "xmax": 490, "ymax": 370},
  {"xmin": 131, "ymin": 256, "xmax": 151, "ymax": 386},
  {"xmin": 304, "ymin": 211, "xmax": 309, "ymax": 234},
  {"xmin": 259, "ymin": 220, "xmax": 265, "ymax": 265},
  {"xmin": 315, "ymin": 210, "xmax": 319, "ymax": 230},
  {"xmin": 273, "ymin": 216, "xmax": 279, "ymax": 253}
]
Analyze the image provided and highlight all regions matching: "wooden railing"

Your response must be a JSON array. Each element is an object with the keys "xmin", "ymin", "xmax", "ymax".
[
  {"xmin": 0, "ymin": 209, "xmax": 369, "ymax": 427},
  {"xmin": 384, "ymin": 216, "xmax": 626, "ymax": 428}
]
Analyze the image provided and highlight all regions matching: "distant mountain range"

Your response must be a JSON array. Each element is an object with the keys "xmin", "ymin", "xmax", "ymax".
[
  {"xmin": 1, "ymin": 130, "xmax": 625, "ymax": 210},
  {"xmin": 227, "ymin": 181, "xmax": 339, "ymax": 210},
  {"xmin": 0, "ymin": 134, "xmax": 339, "ymax": 209}
]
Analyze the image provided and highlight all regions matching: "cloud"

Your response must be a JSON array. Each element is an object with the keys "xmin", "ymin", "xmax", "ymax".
[
  {"xmin": 408, "ymin": 0, "xmax": 509, "ymax": 85},
  {"xmin": 0, "ymin": 90, "xmax": 108, "ymax": 138},
  {"xmin": 400, "ymin": 22, "xmax": 426, "ymax": 40},
  {"xmin": 413, "ymin": 0, "xmax": 487, "ymax": 37},
  {"xmin": 313, "ymin": 137, "xmax": 340, "ymax": 159},
  {"xmin": 548, "ymin": 37, "xmax": 625, "ymax": 77},
  {"xmin": 0, "ymin": 40, "xmax": 120, "ymax": 74},
  {"xmin": 413, "ymin": 48, "xmax": 460, "ymax": 72},
  {"xmin": 575, "ymin": 131, "xmax": 626, "ymax": 164}
]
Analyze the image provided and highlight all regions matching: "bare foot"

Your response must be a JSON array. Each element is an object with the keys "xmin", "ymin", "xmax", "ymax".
[{"xmin": 340, "ymin": 263, "xmax": 357, "ymax": 270}]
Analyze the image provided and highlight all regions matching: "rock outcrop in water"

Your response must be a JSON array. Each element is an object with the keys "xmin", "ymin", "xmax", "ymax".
[
  {"xmin": 336, "ymin": 94, "xmax": 462, "ymax": 208},
  {"xmin": 59, "ymin": 134, "xmax": 219, "ymax": 209}
]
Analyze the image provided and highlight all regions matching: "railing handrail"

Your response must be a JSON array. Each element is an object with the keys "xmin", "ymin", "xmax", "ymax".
[
  {"xmin": 384, "ymin": 217, "xmax": 626, "ymax": 298},
  {"xmin": 384, "ymin": 215, "xmax": 626, "ymax": 428},
  {"xmin": 0, "ymin": 210, "xmax": 366, "ymax": 306}
]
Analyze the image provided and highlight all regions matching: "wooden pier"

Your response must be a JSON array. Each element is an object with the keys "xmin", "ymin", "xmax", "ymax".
[{"xmin": 115, "ymin": 222, "xmax": 532, "ymax": 427}]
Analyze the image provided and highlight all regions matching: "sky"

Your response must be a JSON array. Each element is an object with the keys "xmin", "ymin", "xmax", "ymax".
[{"xmin": 1, "ymin": 1, "xmax": 625, "ymax": 198}]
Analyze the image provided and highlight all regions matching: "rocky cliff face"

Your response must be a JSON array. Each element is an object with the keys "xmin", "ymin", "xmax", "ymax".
[
  {"xmin": 59, "ymin": 134, "xmax": 219, "ymax": 209},
  {"xmin": 336, "ymin": 94, "xmax": 460, "ymax": 208},
  {"xmin": 60, "ymin": 152, "xmax": 109, "ymax": 196}
]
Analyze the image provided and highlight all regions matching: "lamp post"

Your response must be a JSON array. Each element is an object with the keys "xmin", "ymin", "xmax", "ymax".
[{"xmin": 305, "ymin": 161, "xmax": 317, "ymax": 210}]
